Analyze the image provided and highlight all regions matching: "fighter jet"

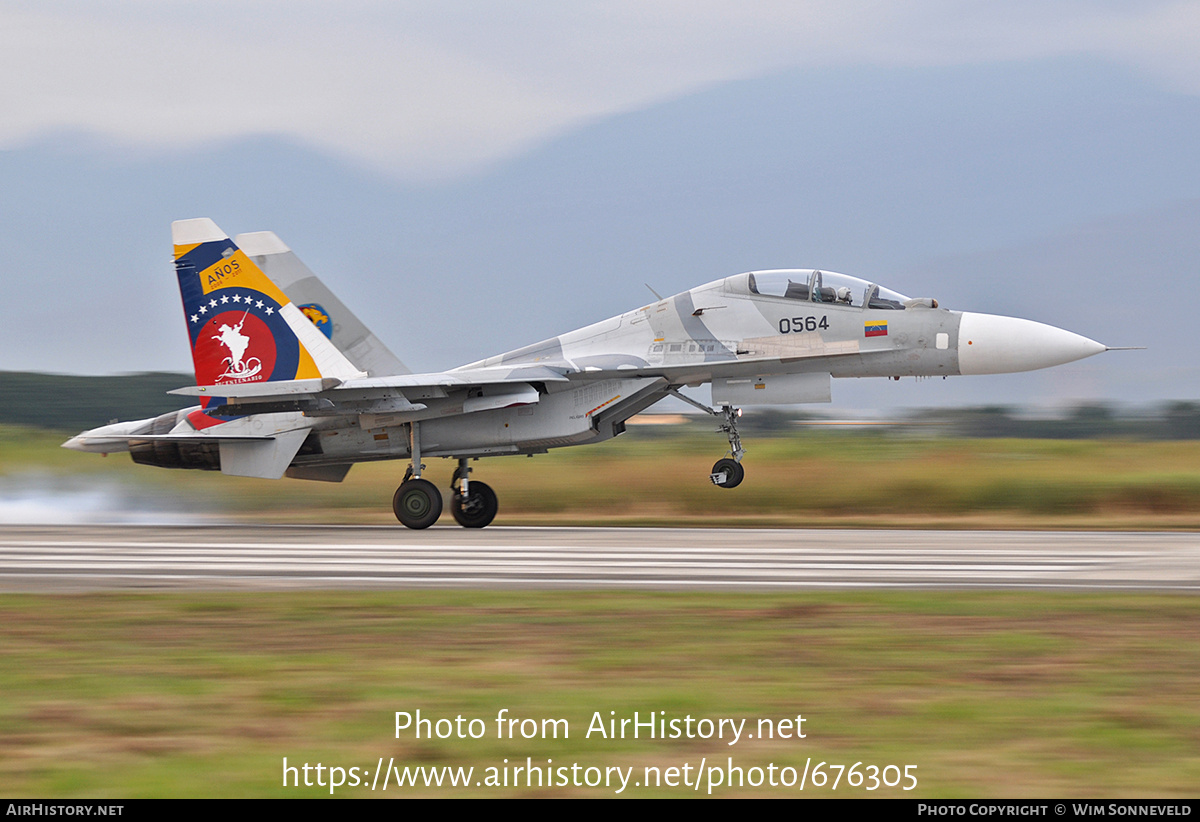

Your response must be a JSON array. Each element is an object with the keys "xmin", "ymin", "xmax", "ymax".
[{"xmin": 65, "ymin": 218, "xmax": 1114, "ymax": 529}]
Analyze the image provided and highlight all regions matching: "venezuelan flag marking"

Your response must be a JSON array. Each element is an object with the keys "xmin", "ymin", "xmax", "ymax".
[{"xmin": 865, "ymin": 321, "xmax": 888, "ymax": 337}]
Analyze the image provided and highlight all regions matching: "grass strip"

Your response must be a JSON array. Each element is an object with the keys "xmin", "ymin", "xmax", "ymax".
[{"xmin": 1, "ymin": 591, "xmax": 1197, "ymax": 797}]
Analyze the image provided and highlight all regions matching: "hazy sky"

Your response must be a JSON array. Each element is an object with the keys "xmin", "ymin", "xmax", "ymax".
[{"xmin": 5, "ymin": 1, "xmax": 1200, "ymax": 180}]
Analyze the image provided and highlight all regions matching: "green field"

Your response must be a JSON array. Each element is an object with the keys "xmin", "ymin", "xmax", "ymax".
[
  {"xmin": 9, "ymin": 424, "xmax": 1200, "ymax": 529},
  {"xmin": 1, "ymin": 591, "xmax": 1197, "ymax": 797}
]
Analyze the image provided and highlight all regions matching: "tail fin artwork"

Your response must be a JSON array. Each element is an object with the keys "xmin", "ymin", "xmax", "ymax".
[
  {"xmin": 234, "ymin": 230, "xmax": 410, "ymax": 377},
  {"xmin": 172, "ymin": 218, "xmax": 365, "ymax": 394}
]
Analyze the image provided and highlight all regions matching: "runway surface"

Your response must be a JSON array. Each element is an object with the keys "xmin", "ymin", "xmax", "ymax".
[{"xmin": 1, "ymin": 524, "xmax": 1198, "ymax": 592}]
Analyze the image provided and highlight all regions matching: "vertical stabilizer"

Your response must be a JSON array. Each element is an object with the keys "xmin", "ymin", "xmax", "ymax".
[
  {"xmin": 235, "ymin": 231, "xmax": 411, "ymax": 377},
  {"xmin": 172, "ymin": 218, "xmax": 366, "ymax": 390}
]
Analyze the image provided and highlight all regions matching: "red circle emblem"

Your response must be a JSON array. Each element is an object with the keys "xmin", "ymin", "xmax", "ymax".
[{"xmin": 192, "ymin": 311, "xmax": 278, "ymax": 386}]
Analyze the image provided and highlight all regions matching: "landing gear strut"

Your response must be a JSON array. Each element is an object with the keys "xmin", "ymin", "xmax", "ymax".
[
  {"xmin": 710, "ymin": 405, "xmax": 746, "ymax": 488},
  {"xmin": 666, "ymin": 390, "xmax": 746, "ymax": 489},
  {"xmin": 450, "ymin": 459, "xmax": 498, "ymax": 529},
  {"xmin": 393, "ymin": 420, "xmax": 443, "ymax": 530}
]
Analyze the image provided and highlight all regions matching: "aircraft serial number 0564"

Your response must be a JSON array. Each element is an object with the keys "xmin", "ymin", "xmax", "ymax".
[{"xmin": 779, "ymin": 316, "xmax": 830, "ymax": 334}]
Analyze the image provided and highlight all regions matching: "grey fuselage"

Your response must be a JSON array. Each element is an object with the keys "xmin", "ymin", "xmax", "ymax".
[
  {"xmin": 68, "ymin": 267, "xmax": 1106, "ymax": 480},
  {"xmin": 293, "ymin": 270, "xmax": 961, "ymax": 467}
]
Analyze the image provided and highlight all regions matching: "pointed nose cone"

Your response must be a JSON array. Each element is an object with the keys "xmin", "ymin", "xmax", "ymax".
[{"xmin": 958, "ymin": 312, "xmax": 1107, "ymax": 375}]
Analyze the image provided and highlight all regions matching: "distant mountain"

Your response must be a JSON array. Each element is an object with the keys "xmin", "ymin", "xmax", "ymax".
[
  {"xmin": 1, "ymin": 56, "xmax": 1195, "ymax": 408},
  {"xmin": 449, "ymin": 57, "xmax": 1200, "ymax": 272}
]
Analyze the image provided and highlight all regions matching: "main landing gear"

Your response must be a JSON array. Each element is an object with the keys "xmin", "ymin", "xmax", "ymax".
[
  {"xmin": 392, "ymin": 422, "xmax": 498, "ymax": 530},
  {"xmin": 393, "ymin": 421, "xmax": 441, "ymax": 529},
  {"xmin": 392, "ymin": 464, "xmax": 499, "ymax": 530},
  {"xmin": 393, "ymin": 475, "xmax": 442, "ymax": 530},
  {"xmin": 666, "ymin": 390, "xmax": 746, "ymax": 489},
  {"xmin": 392, "ymin": 462, "xmax": 500, "ymax": 530}
]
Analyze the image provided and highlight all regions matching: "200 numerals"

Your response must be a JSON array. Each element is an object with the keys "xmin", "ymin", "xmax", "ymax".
[
  {"xmin": 779, "ymin": 316, "xmax": 830, "ymax": 334},
  {"xmin": 803, "ymin": 760, "xmax": 917, "ymax": 791}
]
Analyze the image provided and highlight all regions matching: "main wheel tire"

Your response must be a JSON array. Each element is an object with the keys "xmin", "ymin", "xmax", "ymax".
[
  {"xmin": 451, "ymin": 480, "xmax": 498, "ymax": 529},
  {"xmin": 711, "ymin": 458, "xmax": 745, "ymax": 489},
  {"xmin": 393, "ymin": 478, "xmax": 443, "ymax": 529}
]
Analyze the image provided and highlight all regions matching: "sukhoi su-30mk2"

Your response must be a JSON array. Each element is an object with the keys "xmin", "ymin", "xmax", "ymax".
[{"xmin": 65, "ymin": 218, "xmax": 1115, "ymax": 529}]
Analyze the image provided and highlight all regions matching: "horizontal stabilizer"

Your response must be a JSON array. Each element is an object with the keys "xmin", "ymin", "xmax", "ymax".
[
  {"xmin": 219, "ymin": 428, "xmax": 310, "ymax": 479},
  {"xmin": 123, "ymin": 433, "xmax": 274, "ymax": 442},
  {"xmin": 63, "ymin": 430, "xmax": 274, "ymax": 453},
  {"xmin": 169, "ymin": 377, "xmax": 344, "ymax": 398}
]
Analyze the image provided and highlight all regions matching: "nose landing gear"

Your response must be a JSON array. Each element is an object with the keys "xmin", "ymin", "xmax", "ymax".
[
  {"xmin": 666, "ymin": 389, "xmax": 747, "ymax": 489},
  {"xmin": 709, "ymin": 404, "xmax": 746, "ymax": 488}
]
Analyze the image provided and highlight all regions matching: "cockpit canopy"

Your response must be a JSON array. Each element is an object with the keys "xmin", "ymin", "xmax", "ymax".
[{"xmin": 742, "ymin": 269, "xmax": 910, "ymax": 310}]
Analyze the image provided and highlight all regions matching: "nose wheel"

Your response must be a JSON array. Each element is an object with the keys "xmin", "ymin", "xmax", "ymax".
[{"xmin": 710, "ymin": 457, "xmax": 744, "ymax": 488}]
